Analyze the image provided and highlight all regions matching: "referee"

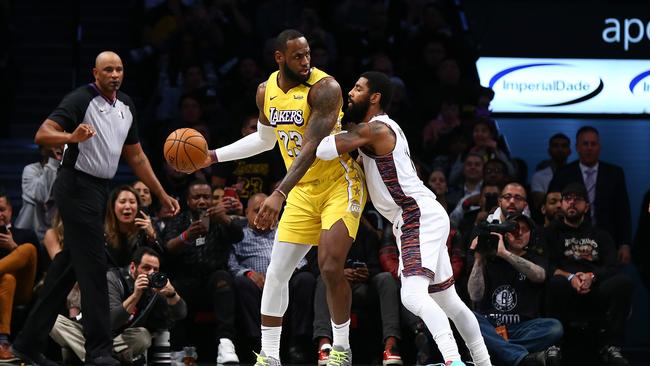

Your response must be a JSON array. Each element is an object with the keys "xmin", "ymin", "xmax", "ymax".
[{"xmin": 11, "ymin": 51, "xmax": 180, "ymax": 366}]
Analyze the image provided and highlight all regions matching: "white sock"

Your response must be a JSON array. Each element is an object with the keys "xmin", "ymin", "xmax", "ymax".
[
  {"xmin": 331, "ymin": 319, "xmax": 351, "ymax": 349},
  {"xmin": 432, "ymin": 330, "xmax": 462, "ymax": 362},
  {"xmin": 261, "ymin": 325, "xmax": 282, "ymax": 359},
  {"xmin": 430, "ymin": 285, "xmax": 491, "ymax": 366},
  {"xmin": 466, "ymin": 339, "xmax": 491, "ymax": 366}
]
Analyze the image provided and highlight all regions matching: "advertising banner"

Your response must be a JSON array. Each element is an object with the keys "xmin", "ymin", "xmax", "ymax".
[{"xmin": 477, "ymin": 57, "xmax": 650, "ymax": 114}]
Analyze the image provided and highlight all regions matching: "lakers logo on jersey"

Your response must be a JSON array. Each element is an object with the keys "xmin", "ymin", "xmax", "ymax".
[
  {"xmin": 264, "ymin": 67, "xmax": 347, "ymax": 184},
  {"xmin": 268, "ymin": 107, "xmax": 305, "ymax": 126}
]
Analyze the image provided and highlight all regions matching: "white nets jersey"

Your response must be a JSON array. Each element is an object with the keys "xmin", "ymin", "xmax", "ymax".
[
  {"xmin": 358, "ymin": 114, "xmax": 436, "ymax": 223},
  {"xmin": 359, "ymin": 114, "xmax": 453, "ymax": 286}
]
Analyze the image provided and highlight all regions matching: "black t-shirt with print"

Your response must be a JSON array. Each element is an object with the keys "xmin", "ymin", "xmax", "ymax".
[
  {"xmin": 544, "ymin": 220, "xmax": 619, "ymax": 282},
  {"xmin": 477, "ymin": 251, "xmax": 547, "ymax": 325}
]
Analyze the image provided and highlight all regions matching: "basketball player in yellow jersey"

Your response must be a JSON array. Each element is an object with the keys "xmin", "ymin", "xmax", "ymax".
[{"xmin": 197, "ymin": 29, "xmax": 365, "ymax": 366}]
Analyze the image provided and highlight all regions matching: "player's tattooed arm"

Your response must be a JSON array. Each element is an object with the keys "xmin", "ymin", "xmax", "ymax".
[
  {"xmin": 334, "ymin": 121, "xmax": 393, "ymax": 155},
  {"xmin": 500, "ymin": 251, "xmax": 546, "ymax": 283},
  {"xmin": 467, "ymin": 255, "xmax": 486, "ymax": 303},
  {"xmin": 275, "ymin": 77, "xmax": 342, "ymax": 194}
]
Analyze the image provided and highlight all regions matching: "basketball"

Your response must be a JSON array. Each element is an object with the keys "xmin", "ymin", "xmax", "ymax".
[{"xmin": 164, "ymin": 128, "xmax": 208, "ymax": 173}]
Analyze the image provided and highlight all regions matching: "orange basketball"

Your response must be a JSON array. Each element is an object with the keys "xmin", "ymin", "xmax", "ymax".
[{"xmin": 164, "ymin": 128, "xmax": 208, "ymax": 173}]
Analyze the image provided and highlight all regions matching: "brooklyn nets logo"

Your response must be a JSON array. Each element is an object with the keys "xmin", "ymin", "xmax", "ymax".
[{"xmin": 492, "ymin": 285, "xmax": 517, "ymax": 312}]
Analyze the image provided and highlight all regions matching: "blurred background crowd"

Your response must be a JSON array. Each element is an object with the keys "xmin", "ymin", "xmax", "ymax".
[{"xmin": 0, "ymin": 0, "xmax": 648, "ymax": 365}]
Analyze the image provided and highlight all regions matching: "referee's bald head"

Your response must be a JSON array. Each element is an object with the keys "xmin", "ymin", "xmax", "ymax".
[{"xmin": 95, "ymin": 51, "xmax": 122, "ymax": 68}]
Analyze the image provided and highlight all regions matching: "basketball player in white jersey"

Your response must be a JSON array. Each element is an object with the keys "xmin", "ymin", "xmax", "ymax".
[{"xmin": 316, "ymin": 71, "xmax": 492, "ymax": 366}]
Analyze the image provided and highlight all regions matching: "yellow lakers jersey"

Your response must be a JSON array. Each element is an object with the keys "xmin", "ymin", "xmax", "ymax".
[{"xmin": 263, "ymin": 67, "xmax": 348, "ymax": 184}]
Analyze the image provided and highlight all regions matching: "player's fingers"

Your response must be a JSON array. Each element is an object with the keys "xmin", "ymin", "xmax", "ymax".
[
  {"xmin": 173, "ymin": 202, "xmax": 180, "ymax": 214},
  {"xmin": 257, "ymin": 214, "xmax": 269, "ymax": 230},
  {"xmin": 262, "ymin": 212, "xmax": 274, "ymax": 230},
  {"xmin": 254, "ymin": 211, "xmax": 264, "ymax": 228}
]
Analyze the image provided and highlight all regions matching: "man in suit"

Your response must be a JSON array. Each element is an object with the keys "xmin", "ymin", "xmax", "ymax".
[
  {"xmin": 548, "ymin": 126, "xmax": 631, "ymax": 264},
  {"xmin": 0, "ymin": 193, "xmax": 39, "ymax": 361}
]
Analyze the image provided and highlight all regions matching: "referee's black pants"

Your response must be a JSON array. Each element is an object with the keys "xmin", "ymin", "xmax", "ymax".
[{"xmin": 14, "ymin": 168, "xmax": 113, "ymax": 361}]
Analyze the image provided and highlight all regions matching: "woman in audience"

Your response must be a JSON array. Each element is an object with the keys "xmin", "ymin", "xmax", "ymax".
[
  {"xmin": 469, "ymin": 118, "xmax": 515, "ymax": 177},
  {"xmin": 104, "ymin": 185, "xmax": 162, "ymax": 268},
  {"xmin": 427, "ymin": 169, "xmax": 450, "ymax": 213},
  {"xmin": 132, "ymin": 180, "xmax": 154, "ymax": 216}
]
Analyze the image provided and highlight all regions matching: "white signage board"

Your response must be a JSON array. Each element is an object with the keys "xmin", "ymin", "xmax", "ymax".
[{"xmin": 476, "ymin": 57, "xmax": 650, "ymax": 114}]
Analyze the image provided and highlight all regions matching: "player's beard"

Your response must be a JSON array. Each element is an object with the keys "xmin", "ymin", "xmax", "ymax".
[
  {"xmin": 281, "ymin": 62, "xmax": 308, "ymax": 83},
  {"xmin": 345, "ymin": 97, "xmax": 370, "ymax": 123}
]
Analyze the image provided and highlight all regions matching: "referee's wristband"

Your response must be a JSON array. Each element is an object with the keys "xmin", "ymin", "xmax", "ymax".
[{"xmin": 566, "ymin": 273, "xmax": 575, "ymax": 282}]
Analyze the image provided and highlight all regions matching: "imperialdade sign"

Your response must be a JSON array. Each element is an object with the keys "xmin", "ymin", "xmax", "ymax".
[{"xmin": 477, "ymin": 57, "xmax": 650, "ymax": 114}]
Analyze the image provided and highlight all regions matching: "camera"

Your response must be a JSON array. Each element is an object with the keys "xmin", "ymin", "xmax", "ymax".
[
  {"xmin": 148, "ymin": 272, "xmax": 168, "ymax": 289},
  {"xmin": 474, "ymin": 220, "xmax": 518, "ymax": 256}
]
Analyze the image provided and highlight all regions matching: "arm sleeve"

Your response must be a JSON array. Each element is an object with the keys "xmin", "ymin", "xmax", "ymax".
[
  {"xmin": 315, "ymin": 134, "xmax": 339, "ymax": 161},
  {"xmin": 48, "ymin": 88, "xmax": 90, "ymax": 131},
  {"xmin": 215, "ymin": 122, "xmax": 276, "ymax": 162}
]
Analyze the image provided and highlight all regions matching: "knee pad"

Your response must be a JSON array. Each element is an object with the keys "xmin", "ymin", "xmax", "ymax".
[
  {"xmin": 401, "ymin": 285, "xmax": 429, "ymax": 317},
  {"xmin": 260, "ymin": 264, "xmax": 294, "ymax": 317},
  {"xmin": 261, "ymin": 241, "xmax": 311, "ymax": 317}
]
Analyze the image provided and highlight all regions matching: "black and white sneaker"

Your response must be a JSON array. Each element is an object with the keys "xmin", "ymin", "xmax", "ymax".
[
  {"xmin": 600, "ymin": 345, "xmax": 629, "ymax": 366},
  {"xmin": 545, "ymin": 345, "xmax": 561, "ymax": 366}
]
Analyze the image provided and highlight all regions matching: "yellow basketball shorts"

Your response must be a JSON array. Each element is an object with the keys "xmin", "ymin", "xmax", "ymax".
[{"xmin": 277, "ymin": 160, "xmax": 366, "ymax": 245}]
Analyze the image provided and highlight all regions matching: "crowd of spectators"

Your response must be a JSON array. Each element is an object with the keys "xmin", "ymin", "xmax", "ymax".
[{"xmin": 0, "ymin": 1, "xmax": 648, "ymax": 365}]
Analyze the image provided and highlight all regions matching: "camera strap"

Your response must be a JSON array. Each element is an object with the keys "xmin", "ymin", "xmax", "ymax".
[
  {"xmin": 110, "ymin": 267, "xmax": 159, "ymax": 330},
  {"xmin": 129, "ymin": 292, "xmax": 159, "ymax": 329}
]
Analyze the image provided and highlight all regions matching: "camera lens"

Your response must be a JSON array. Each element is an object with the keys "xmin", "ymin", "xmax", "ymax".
[{"xmin": 148, "ymin": 272, "xmax": 168, "ymax": 289}]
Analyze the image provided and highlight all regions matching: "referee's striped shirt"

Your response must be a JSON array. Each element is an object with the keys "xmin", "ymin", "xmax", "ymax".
[{"xmin": 49, "ymin": 83, "xmax": 139, "ymax": 179}]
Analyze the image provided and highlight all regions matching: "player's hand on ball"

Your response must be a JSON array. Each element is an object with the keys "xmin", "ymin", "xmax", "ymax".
[
  {"xmin": 69, "ymin": 123, "xmax": 96, "ymax": 143},
  {"xmin": 197, "ymin": 154, "xmax": 214, "ymax": 170}
]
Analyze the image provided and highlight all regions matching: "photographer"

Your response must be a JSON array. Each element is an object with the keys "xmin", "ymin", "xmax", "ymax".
[
  {"xmin": 468, "ymin": 214, "xmax": 562, "ymax": 366},
  {"xmin": 50, "ymin": 247, "xmax": 187, "ymax": 363},
  {"xmin": 487, "ymin": 183, "xmax": 530, "ymax": 224},
  {"xmin": 467, "ymin": 183, "xmax": 531, "ymax": 263}
]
